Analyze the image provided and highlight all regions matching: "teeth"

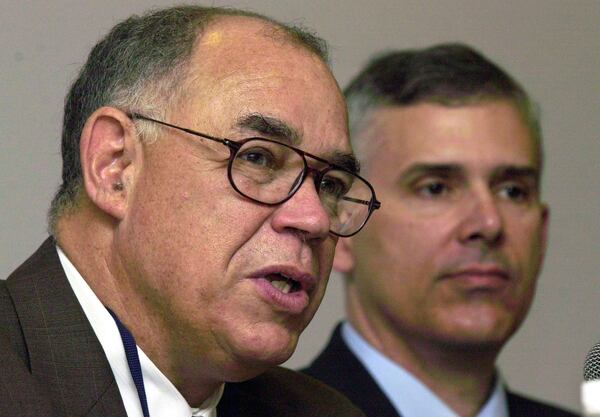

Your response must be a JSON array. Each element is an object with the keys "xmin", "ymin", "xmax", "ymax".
[{"xmin": 270, "ymin": 279, "xmax": 292, "ymax": 294}]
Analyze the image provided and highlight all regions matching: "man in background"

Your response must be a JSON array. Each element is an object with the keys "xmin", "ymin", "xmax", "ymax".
[
  {"xmin": 0, "ymin": 5, "xmax": 380, "ymax": 416},
  {"xmin": 304, "ymin": 43, "xmax": 577, "ymax": 417}
]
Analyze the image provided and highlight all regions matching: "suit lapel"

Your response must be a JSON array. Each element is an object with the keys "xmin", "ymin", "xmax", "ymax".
[
  {"xmin": 304, "ymin": 324, "xmax": 401, "ymax": 417},
  {"xmin": 6, "ymin": 238, "xmax": 127, "ymax": 417}
]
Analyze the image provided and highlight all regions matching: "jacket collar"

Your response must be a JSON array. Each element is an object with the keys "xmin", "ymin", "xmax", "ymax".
[{"xmin": 6, "ymin": 238, "xmax": 127, "ymax": 417}]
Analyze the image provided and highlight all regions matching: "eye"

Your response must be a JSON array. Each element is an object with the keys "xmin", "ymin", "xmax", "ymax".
[
  {"xmin": 237, "ymin": 147, "xmax": 277, "ymax": 169},
  {"xmin": 320, "ymin": 174, "xmax": 351, "ymax": 199},
  {"xmin": 414, "ymin": 180, "xmax": 451, "ymax": 198},
  {"xmin": 498, "ymin": 183, "xmax": 532, "ymax": 202}
]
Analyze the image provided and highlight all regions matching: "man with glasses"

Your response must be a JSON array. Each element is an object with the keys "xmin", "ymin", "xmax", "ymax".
[
  {"xmin": 303, "ymin": 44, "xmax": 577, "ymax": 417},
  {"xmin": 0, "ymin": 6, "xmax": 377, "ymax": 417}
]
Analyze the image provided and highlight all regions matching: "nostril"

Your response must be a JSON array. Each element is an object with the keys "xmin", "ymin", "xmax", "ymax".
[{"xmin": 465, "ymin": 227, "xmax": 503, "ymax": 245}]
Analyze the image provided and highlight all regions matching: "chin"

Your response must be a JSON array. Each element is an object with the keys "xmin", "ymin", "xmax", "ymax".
[
  {"xmin": 438, "ymin": 320, "xmax": 517, "ymax": 351},
  {"xmin": 225, "ymin": 324, "xmax": 299, "ymax": 376},
  {"xmin": 446, "ymin": 301, "xmax": 522, "ymax": 338},
  {"xmin": 442, "ymin": 330, "xmax": 510, "ymax": 350}
]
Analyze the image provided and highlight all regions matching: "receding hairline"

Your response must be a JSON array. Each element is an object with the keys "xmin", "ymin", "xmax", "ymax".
[
  {"xmin": 353, "ymin": 97, "xmax": 542, "ymax": 174},
  {"xmin": 194, "ymin": 14, "xmax": 328, "ymax": 62},
  {"xmin": 200, "ymin": 13, "xmax": 328, "ymax": 58},
  {"xmin": 163, "ymin": 14, "xmax": 331, "ymax": 115}
]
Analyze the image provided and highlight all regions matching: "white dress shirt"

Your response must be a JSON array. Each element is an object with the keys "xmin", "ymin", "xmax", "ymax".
[
  {"xmin": 57, "ymin": 246, "xmax": 223, "ymax": 417},
  {"xmin": 342, "ymin": 322, "xmax": 508, "ymax": 417}
]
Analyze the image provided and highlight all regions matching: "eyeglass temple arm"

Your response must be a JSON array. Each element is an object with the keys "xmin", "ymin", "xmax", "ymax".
[
  {"xmin": 128, "ymin": 112, "xmax": 231, "ymax": 147},
  {"xmin": 342, "ymin": 196, "xmax": 381, "ymax": 210}
]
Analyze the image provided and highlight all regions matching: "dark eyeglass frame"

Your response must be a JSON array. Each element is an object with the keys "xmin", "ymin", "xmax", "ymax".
[{"xmin": 127, "ymin": 112, "xmax": 381, "ymax": 237}]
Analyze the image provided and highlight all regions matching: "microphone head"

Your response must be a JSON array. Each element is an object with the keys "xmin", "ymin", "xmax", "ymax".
[{"xmin": 584, "ymin": 342, "xmax": 600, "ymax": 381}]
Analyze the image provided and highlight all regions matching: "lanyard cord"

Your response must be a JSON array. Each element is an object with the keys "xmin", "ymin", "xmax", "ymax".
[{"xmin": 107, "ymin": 308, "xmax": 151, "ymax": 417}]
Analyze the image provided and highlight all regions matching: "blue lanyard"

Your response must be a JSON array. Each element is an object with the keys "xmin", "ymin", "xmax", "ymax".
[{"xmin": 107, "ymin": 309, "xmax": 151, "ymax": 417}]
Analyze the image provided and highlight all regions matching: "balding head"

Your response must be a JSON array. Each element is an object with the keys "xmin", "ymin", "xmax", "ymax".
[{"xmin": 49, "ymin": 5, "xmax": 329, "ymax": 232}]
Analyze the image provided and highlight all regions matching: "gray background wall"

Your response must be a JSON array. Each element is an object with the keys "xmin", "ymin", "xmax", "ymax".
[{"xmin": 1, "ymin": 0, "xmax": 598, "ymax": 412}]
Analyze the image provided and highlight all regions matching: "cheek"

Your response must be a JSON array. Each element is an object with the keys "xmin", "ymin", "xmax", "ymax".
[
  {"xmin": 505, "ymin": 210, "xmax": 546, "ymax": 277},
  {"xmin": 503, "ymin": 222, "xmax": 544, "ymax": 318},
  {"xmin": 171, "ymin": 175, "xmax": 268, "ymax": 252},
  {"xmin": 353, "ymin": 215, "xmax": 436, "ymax": 293},
  {"xmin": 354, "ymin": 207, "xmax": 462, "ymax": 302},
  {"xmin": 124, "ymin": 168, "xmax": 256, "ymax": 289},
  {"xmin": 317, "ymin": 239, "xmax": 337, "ymax": 277},
  {"xmin": 359, "ymin": 208, "xmax": 452, "ymax": 269}
]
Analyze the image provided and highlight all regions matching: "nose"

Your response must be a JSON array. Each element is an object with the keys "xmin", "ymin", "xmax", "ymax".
[
  {"xmin": 457, "ymin": 189, "xmax": 503, "ymax": 245},
  {"xmin": 270, "ymin": 173, "xmax": 331, "ymax": 241}
]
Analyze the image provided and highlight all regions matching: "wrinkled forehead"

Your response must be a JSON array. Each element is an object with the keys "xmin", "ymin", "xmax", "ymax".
[
  {"xmin": 361, "ymin": 101, "xmax": 540, "ymax": 171},
  {"xmin": 175, "ymin": 16, "xmax": 351, "ymax": 158}
]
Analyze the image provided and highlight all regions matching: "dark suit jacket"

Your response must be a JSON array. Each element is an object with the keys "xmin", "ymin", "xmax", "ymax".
[
  {"xmin": 303, "ymin": 324, "xmax": 579, "ymax": 417},
  {"xmin": 0, "ymin": 239, "xmax": 364, "ymax": 417}
]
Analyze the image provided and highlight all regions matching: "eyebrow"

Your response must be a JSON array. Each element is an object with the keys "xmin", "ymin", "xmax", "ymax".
[
  {"xmin": 236, "ymin": 113, "xmax": 301, "ymax": 146},
  {"xmin": 402, "ymin": 163, "xmax": 540, "ymax": 182},
  {"xmin": 402, "ymin": 163, "xmax": 464, "ymax": 180},
  {"xmin": 491, "ymin": 166, "xmax": 540, "ymax": 183},
  {"xmin": 235, "ymin": 113, "xmax": 360, "ymax": 174},
  {"xmin": 331, "ymin": 153, "xmax": 361, "ymax": 174}
]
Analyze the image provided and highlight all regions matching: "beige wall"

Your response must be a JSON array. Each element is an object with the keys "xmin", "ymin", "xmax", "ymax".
[{"xmin": 1, "ymin": 0, "xmax": 598, "ymax": 412}]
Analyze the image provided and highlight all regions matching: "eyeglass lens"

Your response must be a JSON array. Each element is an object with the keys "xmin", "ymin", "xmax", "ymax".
[{"xmin": 229, "ymin": 138, "xmax": 374, "ymax": 236}]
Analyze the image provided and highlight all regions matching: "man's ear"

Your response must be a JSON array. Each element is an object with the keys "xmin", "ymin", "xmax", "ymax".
[
  {"xmin": 80, "ymin": 107, "xmax": 139, "ymax": 220},
  {"xmin": 333, "ymin": 236, "xmax": 356, "ymax": 274}
]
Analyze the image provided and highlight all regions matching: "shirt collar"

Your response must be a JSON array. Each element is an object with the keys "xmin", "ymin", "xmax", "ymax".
[
  {"xmin": 57, "ymin": 245, "xmax": 223, "ymax": 417},
  {"xmin": 342, "ymin": 322, "xmax": 508, "ymax": 417}
]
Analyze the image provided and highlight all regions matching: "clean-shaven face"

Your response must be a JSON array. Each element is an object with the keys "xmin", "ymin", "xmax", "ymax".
[{"xmin": 342, "ymin": 101, "xmax": 547, "ymax": 351}]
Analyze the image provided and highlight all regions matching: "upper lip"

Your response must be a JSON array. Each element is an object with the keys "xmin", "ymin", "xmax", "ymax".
[
  {"xmin": 249, "ymin": 265, "xmax": 318, "ymax": 293},
  {"xmin": 440, "ymin": 263, "xmax": 513, "ymax": 281}
]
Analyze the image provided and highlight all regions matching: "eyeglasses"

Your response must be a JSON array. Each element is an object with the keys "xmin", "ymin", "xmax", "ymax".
[{"xmin": 128, "ymin": 113, "xmax": 380, "ymax": 237}]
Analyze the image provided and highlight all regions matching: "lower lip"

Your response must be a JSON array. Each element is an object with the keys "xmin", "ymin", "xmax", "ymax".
[
  {"xmin": 253, "ymin": 278, "xmax": 310, "ymax": 314},
  {"xmin": 443, "ymin": 273, "xmax": 509, "ymax": 291}
]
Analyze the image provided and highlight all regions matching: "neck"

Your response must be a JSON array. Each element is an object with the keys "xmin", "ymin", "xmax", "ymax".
[
  {"xmin": 397, "ymin": 341, "xmax": 498, "ymax": 417},
  {"xmin": 55, "ymin": 206, "xmax": 224, "ymax": 406},
  {"xmin": 347, "ymin": 296, "xmax": 499, "ymax": 417}
]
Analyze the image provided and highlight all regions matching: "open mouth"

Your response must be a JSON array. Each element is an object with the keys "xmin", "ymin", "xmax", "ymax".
[
  {"xmin": 250, "ymin": 267, "xmax": 314, "ymax": 313},
  {"xmin": 266, "ymin": 273, "xmax": 302, "ymax": 294}
]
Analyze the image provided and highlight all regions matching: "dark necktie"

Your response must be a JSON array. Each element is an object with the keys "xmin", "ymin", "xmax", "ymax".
[{"xmin": 107, "ymin": 308, "xmax": 151, "ymax": 417}]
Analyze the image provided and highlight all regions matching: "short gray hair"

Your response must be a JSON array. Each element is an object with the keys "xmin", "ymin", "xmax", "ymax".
[
  {"xmin": 345, "ymin": 43, "xmax": 541, "ymax": 173},
  {"xmin": 49, "ymin": 5, "xmax": 328, "ymax": 233}
]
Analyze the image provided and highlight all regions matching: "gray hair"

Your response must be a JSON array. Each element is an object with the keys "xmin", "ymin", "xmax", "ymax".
[
  {"xmin": 345, "ymin": 43, "xmax": 541, "ymax": 173},
  {"xmin": 48, "ymin": 5, "xmax": 328, "ymax": 233}
]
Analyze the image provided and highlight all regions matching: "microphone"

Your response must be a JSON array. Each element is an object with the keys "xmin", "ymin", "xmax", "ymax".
[{"xmin": 583, "ymin": 342, "xmax": 600, "ymax": 416}]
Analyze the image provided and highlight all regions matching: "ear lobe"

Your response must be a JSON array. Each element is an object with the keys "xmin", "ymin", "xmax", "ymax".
[
  {"xmin": 80, "ymin": 107, "xmax": 138, "ymax": 220},
  {"xmin": 333, "ymin": 236, "xmax": 356, "ymax": 274}
]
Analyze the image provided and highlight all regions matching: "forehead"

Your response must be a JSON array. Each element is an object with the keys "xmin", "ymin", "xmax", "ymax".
[
  {"xmin": 365, "ymin": 101, "xmax": 539, "ymax": 174},
  {"xmin": 174, "ymin": 16, "xmax": 350, "ymax": 156}
]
